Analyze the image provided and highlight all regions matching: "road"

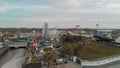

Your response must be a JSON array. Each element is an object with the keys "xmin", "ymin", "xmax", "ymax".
[
  {"xmin": 0, "ymin": 48, "xmax": 25, "ymax": 67},
  {"xmin": 42, "ymin": 61, "xmax": 81, "ymax": 68},
  {"xmin": 55, "ymin": 61, "xmax": 81, "ymax": 68},
  {"xmin": 85, "ymin": 61, "xmax": 120, "ymax": 68}
]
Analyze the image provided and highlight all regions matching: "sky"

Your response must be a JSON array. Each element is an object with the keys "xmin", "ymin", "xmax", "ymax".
[{"xmin": 0, "ymin": 0, "xmax": 120, "ymax": 28}]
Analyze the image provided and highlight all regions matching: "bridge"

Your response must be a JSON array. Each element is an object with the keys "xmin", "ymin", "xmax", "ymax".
[{"xmin": 9, "ymin": 42, "xmax": 27, "ymax": 48}]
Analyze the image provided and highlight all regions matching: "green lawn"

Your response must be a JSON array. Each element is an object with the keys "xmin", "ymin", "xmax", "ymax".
[{"xmin": 61, "ymin": 42, "xmax": 120, "ymax": 60}]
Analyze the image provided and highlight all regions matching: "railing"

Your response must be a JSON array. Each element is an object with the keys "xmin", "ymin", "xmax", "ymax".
[
  {"xmin": 66, "ymin": 54, "xmax": 120, "ymax": 66},
  {"xmin": 81, "ymin": 54, "xmax": 120, "ymax": 66}
]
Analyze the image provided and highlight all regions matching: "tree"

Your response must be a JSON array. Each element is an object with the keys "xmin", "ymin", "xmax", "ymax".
[
  {"xmin": 43, "ymin": 47, "xmax": 56, "ymax": 68},
  {"xmin": 61, "ymin": 44, "xmax": 74, "ymax": 56}
]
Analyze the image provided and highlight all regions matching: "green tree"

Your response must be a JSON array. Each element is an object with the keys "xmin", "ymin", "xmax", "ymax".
[
  {"xmin": 61, "ymin": 44, "xmax": 74, "ymax": 56},
  {"xmin": 44, "ymin": 47, "xmax": 56, "ymax": 68}
]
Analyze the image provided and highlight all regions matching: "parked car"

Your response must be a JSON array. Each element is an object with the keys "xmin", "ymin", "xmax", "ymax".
[{"xmin": 54, "ymin": 58, "xmax": 68, "ymax": 65}]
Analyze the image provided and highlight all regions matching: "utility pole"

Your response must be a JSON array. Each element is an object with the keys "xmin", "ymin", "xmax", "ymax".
[{"xmin": 96, "ymin": 24, "xmax": 99, "ymax": 35}]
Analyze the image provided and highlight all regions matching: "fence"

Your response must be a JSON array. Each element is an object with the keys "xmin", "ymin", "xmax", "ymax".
[
  {"xmin": 66, "ymin": 55, "xmax": 120, "ymax": 66},
  {"xmin": 81, "ymin": 55, "xmax": 120, "ymax": 66}
]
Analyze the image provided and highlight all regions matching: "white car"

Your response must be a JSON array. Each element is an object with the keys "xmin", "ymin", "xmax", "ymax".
[{"xmin": 56, "ymin": 59, "xmax": 64, "ymax": 64}]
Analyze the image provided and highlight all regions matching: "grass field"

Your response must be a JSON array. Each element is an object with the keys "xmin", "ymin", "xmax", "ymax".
[{"xmin": 61, "ymin": 42, "xmax": 120, "ymax": 59}]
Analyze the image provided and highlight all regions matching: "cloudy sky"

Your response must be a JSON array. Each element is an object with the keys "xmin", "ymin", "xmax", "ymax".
[{"xmin": 0, "ymin": 0, "xmax": 120, "ymax": 28}]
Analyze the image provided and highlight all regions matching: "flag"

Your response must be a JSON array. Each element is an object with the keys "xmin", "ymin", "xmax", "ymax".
[{"xmin": 33, "ymin": 38, "xmax": 37, "ymax": 51}]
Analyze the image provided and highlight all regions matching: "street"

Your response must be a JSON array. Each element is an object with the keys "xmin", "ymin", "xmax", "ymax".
[
  {"xmin": 55, "ymin": 61, "xmax": 81, "ymax": 68},
  {"xmin": 0, "ymin": 48, "xmax": 25, "ymax": 67}
]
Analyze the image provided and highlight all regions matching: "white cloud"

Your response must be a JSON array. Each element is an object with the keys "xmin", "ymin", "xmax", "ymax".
[
  {"xmin": 68, "ymin": 0, "xmax": 81, "ymax": 6},
  {"xmin": 0, "ymin": 6, "xmax": 8, "ymax": 13},
  {"xmin": 0, "ymin": 0, "xmax": 120, "ymax": 28},
  {"xmin": 104, "ymin": 3, "xmax": 120, "ymax": 8}
]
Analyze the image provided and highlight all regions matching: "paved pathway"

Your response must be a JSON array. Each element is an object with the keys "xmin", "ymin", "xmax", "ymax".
[
  {"xmin": 1, "ymin": 48, "xmax": 25, "ymax": 68},
  {"xmin": 85, "ymin": 60, "xmax": 120, "ymax": 68},
  {"xmin": 1, "ymin": 57, "xmax": 24, "ymax": 68},
  {"xmin": 81, "ymin": 55, "xmax": 120, "ymax": 66},
  {"xmin": 55, "ymin": 61, "xmax": 81, "ymax": 68}
]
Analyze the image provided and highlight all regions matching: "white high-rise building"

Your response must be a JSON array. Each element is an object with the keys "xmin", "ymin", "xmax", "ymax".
[{"xmin": 43, "ymin": 22, "xmax": 49, "ymax": 40}]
